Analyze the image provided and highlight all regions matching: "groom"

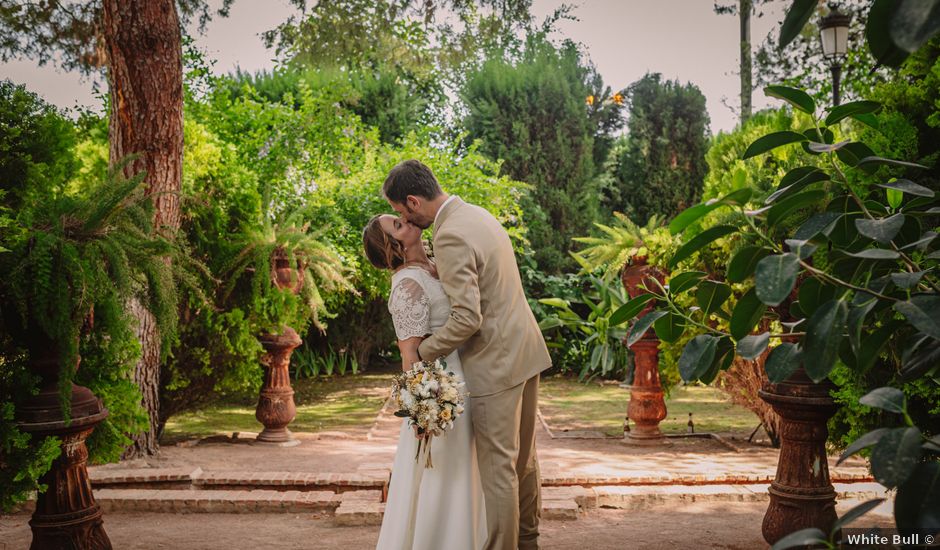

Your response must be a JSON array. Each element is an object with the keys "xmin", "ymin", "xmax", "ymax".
[{"xmin": 383, "ymin": 160, "xmax": 551, "ymax": 550}]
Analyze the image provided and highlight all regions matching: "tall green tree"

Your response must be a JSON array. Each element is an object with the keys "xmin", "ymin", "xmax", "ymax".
[
  {"xmin": 462, "ymin": 35, "xmax": 622, "ymax": 273},
  {"xmin": 0, "ymin": 0, "xmax": 237, "ymax": 458},
  {"xmin": 607, "ymin": 73, "xmax": 709, "ymax": 226}
]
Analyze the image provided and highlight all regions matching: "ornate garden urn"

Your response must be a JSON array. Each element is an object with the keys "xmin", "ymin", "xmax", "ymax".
[
  {"xmin": 254, "ymin": 252, "xmax": 303, "ymax": 445},
  {"xmin": 621, "ymin": 255, "xmax": 669, "ymax": 445},
  {"xmin": 15, "ymin": 342, "xmax": 112, "ymax": 550},
  {"xmin": 759, "ymin": 365, "xmax": 838, "ymax": 544}
]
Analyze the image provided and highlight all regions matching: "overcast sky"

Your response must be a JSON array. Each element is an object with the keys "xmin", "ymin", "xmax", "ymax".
[{"xmin": 0, "ymin": 0, "xmax": 794, "ymax": 134}]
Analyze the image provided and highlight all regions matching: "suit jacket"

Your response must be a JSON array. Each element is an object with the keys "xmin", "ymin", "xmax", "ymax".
[{"xmin": 418, "ymin": 197, "xmax": 551, "ymax": 397}]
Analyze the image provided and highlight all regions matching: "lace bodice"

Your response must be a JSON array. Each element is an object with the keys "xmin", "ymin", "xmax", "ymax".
[{"xmin": 388, "ymin": 267, "xmax": 451, "ymax": 341}]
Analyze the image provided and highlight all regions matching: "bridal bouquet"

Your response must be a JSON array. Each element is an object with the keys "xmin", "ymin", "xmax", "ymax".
[{"xmin": 391, "ymin": 358, "xmax": 466, "ymax": 468}]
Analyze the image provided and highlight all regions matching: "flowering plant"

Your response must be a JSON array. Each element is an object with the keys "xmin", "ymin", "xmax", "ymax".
[{"xmin": 391, "ymin": 358, "xmax": 466, "ymax": 467}]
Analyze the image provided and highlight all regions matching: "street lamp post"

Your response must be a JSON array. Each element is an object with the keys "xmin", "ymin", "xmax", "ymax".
[{"xmin": 819, "ymin": 4, "xmax": 851, "ymax": 106}]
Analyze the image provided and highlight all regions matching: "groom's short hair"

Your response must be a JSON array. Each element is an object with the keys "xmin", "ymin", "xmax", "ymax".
[{"xmin": 383, "ymin": 159, "xmax": 444, "ymax": 203}]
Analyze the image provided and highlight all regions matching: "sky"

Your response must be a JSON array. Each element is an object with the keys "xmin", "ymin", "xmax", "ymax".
[{"xmin": 0, "ymin": 0, "xmax": 794, "ymax": 134}]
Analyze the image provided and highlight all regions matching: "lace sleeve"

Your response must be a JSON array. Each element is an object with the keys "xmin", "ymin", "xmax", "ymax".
[{"xmin": 389, "ymin": 276, "xmax": 432, "ymax": 341}]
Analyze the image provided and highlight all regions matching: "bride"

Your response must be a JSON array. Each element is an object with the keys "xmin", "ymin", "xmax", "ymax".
[{"xmin": 362, "ymin": 214, "xmax": 487, "ymax": 550}]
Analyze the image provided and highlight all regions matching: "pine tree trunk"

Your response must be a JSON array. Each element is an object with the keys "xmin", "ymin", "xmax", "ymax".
[
  {"xmin": 740, "ymin": 0, "xmax": 753, "ymax": 123},
  {"xmin": 102, "ymin": 0, "xmax": 183, "ymax": 458}
]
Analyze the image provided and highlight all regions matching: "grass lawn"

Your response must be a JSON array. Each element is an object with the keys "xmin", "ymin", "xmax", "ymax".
[
  {"xmin": 538, "ymin": 375, "xmax": 759, "ymax": 437},
  {"xmin": 161, "ymin": 369, "xmax": 396, "ymax": 443}
]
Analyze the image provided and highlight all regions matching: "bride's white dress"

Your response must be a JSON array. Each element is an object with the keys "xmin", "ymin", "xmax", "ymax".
[{"xmin": 376, "ymin": 266, "xmax": 487, "ymax": 550}]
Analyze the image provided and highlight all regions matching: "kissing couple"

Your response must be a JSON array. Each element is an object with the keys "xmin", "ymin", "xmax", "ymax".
[{"xmin": 362, "ymin": 159, "xmax": 552, "ymax": 550}]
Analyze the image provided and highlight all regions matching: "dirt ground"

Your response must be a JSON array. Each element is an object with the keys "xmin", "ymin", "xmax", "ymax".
[{"xmin": 0, "ymin": 499, "xmax": 895, "ymax": 550}]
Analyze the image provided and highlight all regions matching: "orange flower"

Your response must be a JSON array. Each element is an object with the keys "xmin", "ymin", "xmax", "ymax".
[
  {"xmin": 612, "ymin": 93, "xmax": 624, "ymax": 105},
  {"xmin": 586, "ymin": 95, "xmax": 595, "ymax": 106}
]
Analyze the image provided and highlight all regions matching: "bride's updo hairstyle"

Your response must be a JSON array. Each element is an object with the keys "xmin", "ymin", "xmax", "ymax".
[{"xmin": 363, "ymin": 214, "xmax": 406, "ymax": 270}]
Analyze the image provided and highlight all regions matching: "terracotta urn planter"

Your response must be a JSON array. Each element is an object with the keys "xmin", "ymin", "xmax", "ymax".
[
  {"xmin": 15, "ymin": 336, "xmax": 112, "ymax": 550},
  {"xmin": 620, "ymin": 255, "xmax": 669, "ymax": 445},
  {"xmin": 254, "ymin": 252, "xmax": 303, "ymax": 445},
  {"xmin": 759, "ymin": 366, "xmax": 838, "ymax": 544}
]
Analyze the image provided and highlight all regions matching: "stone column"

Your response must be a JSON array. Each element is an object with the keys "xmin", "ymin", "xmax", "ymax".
[
  {"xmin": 16, "ymin": 352, "xmax": 111, "ymax": 550},
  {"xmin": 759, "ymin": 367, "xmax": 838, "ymax": 544},
  {"xmin": 255, "ymin": 327, "xmax": 301, "ymax": 445},
  {"xmin": 621, "ymin": 257, "xmax": 668, "ymax": 446}
]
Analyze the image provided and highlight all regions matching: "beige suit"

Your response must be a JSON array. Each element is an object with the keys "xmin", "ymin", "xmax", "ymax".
[{"xmin": 418, "ymin": 197, "xmax": 551, "ymax": 550}]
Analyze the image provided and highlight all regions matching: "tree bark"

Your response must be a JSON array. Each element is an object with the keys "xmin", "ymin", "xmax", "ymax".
[
  {"xmin": 102, "ymin": 0, "xmax": 183, "ymax": 458},
  {"xmin": 740, "ymin": 0, "xmax": 753, "ymax": 123}
]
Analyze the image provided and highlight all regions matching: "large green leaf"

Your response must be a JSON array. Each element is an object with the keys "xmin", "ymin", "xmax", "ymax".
[
  {"xmin": 726, "ymin": 246, "xmax": 771, "ymax": 283},
  {"xmin": 730, "ymin": 288, "xmax": 768, "ymax": 340},
  {"xmin": 539, "ymin": 298, "xmax": 570, "ymax": 309},
  {"xmin": 846, "ymin": 248, "xmax": 901, "ymax": 260},
  {"xmin": 825, "ymin": 100, "xmax": 882, "ymax": 126},
  {"xmin": 856, "ymin": 322, "xmax": 902, "ymax": 373},
  {"xmin": 877, "ymin": 179, "xmax": 936, "ymax": 198},
  {"xmin": 894, "ymin": 295, "xmax": 940, "ymax": 340},
  {"xmin": 742, "ymin": 131, "xmax": 808, "ymax": 160},
  {"xmin": 764, "ymin": 342, "xmax": 801, "ymax": 383},
  {"xmin": 837, "ymin": 428, "xmax": 892, "ymax": 465},
  {"xmin": 669, "ymin": 225, "xmax": 737, "ymax": 268},
  {"xmin": 765, "ymin": 169, "xmax": 830, "ymax": 205},
  {"xmin": 696, "ymin": 280, "xmax": 733, "ymax": 315},
  {"xmin": 859, "ymin": 386, "xmax": 906, "ymax": 414},
  {"xmin": 856, "ymin": 156, "xmax": 929, "ymax": 170},
  {"xmin": 797, "ymin": 277, "xmax": 834, "ymax": 318},
  {"xmin": 736, "ymin": 332, "xmax": 770, "ymax": 361},
  {"xmin": 855, "ymin": 214, "xmax": 905, "ymax": 244},
  {"xmin": 667, "ymin": 271, "xmax": 707, "ymax": 295},
  {"xmin": 668, "ymin": 202, "xmax": 721, "ymax": 236},
  {"xmin": 835, "ymin": 141, "xmax": 879, "ymax": 169},
  {"xmin": 895, "ymin": 462, "xmax": 940, "ymax": 531},
  {"xmin": 653, "ymin": 313, "xmax": 685, "ymax": 343},
  {"xmin": 806, "ymin": 140, "xmax": 850, "ymax": 153},
  {"xmin": 755, "ymin": 253, "xmax": 800, "ymax": 306},
  {"xmin": 901, "ymin": 334, "xmax": 940, "ymax": 380},
  {"xmin": 610, "ymin": 294, "xmax": 654, "ymax": 326},
  {"xmin": 889, "ymin": 0, "xmax": 940, "ymax": 53},
  {"xmin": 868, "ymin": 0, "xmax": 914, "ymax": 67},
  {"xmin": 832, "ymin": 498, "xmax": 888, "ymax": 533},
  {"xmin": 846, "ymin": 299, "xmax": 877, "ymax": 355},
  {"xmin": 627, "ymin": 310, "xmax": 668, "ymax": 347},
  {"xmin": 794, "ymin": 212, "xmax": 842, "ymax": 241},
  {"xmin": 764, "ymin": 85, "xmax": 816, "ymax": 115},
  {"xmin": 767, "ymin": 190, "xmax": 827, "ymax": 228},
  {"xmin": 678, "ymin": 334, "xmax": 719, "ymax": 382},
  {"xmin": 871, "ymin": 427, "xmax": 923, "ymax": 489},
  {"xmin": 538, "ymin": 317, "xmax": 565, "ymax": 331},
  {"xmin": 802, "ymin": 299, "xmax": 848, "ymax": 382},
  {"xmin": 668, "ymin": 188, "xmax": 753, "ymax": 235},
  {"xmin": 778, "ymin": 0, "xmax": 818, "ymax": 49},
  {"xmin": 890, "ymin": 271, "xmax": 926, "ymax": 289}
]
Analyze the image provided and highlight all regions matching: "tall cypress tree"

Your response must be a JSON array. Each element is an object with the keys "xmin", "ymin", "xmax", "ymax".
[
  {"xmin": 463, "ymin": 36, "xmax": 620, "ymax": 273},
  {"xmin": 608, "ymin": 73, "xmax": 710, "ymax": 225}
]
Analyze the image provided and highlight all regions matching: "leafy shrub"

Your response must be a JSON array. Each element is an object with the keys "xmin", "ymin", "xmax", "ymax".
[
  {"xmin": 622, "ymin": 85, "xmax": 939, "ymax": 535},
  {"xmin": 462, "ymin": 35, "xmax": 620, "ymax": 273},
  {"xmin": 0, "ymin": 80, "xmax": 77, "ymax": 212}
]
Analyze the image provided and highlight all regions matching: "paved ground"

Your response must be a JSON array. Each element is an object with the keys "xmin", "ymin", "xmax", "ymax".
[
  {"xmin": 0, "ymin": 499, "xmax": 895, "ymax": 550},
  {"xmin": 95, "ymin": 396, "xmax": 870, "ymax": 485}
]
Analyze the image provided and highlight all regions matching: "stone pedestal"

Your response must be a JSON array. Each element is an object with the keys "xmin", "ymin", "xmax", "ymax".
[
  {"xmin": 621, "ymin": 256, "xmax": 668, "ymax": 446},
  {"xmin": 16, "ymin": 353, "xmax": 111, "ymax": 550},
  {"xmin": 255, "ymin": 327, "xmax": 301, "ymax": 444},
  {"xmin": 624, "ymin": 338, "xmax": 668, "ymax": 445},
  {"xmin": 758, "ymin": 367, "xmax": 838, "ymax": 545}
]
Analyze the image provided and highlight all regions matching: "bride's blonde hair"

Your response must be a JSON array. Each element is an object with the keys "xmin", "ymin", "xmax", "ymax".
[{"xmin": 362, "ymin": 214, "xmax": 406, "ymax": 270}]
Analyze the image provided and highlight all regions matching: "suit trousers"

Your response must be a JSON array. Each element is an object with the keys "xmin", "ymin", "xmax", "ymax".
[{"xmin": 470, "ymin": 373, "xmax": 541, "ymax": 550}]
